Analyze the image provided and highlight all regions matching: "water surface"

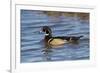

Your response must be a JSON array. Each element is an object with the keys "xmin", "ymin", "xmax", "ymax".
[{"xmin": 21, "ymin": 10, "xmax": 89, "ymax": 63}]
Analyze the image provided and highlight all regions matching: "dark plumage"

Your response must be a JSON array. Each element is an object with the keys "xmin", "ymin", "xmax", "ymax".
[{"xmin": 42, "ymin": 26, "xmax": 83, "ymax": 48}]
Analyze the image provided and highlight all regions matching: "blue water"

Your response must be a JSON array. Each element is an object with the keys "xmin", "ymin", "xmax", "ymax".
[{"xmin": 21, "ymin": 10, "xmax": 89, "ymax": 63}]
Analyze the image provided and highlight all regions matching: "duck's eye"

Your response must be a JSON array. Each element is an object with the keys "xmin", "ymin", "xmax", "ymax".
[{"xmin": 42, "ymin": 28, "xmax": 46, "ymax": 32}]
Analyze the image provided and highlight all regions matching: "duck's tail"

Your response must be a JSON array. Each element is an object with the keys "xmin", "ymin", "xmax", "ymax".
[{"xmin": 78, "ymin": 35, "xmax": 83, "ymax": 39}]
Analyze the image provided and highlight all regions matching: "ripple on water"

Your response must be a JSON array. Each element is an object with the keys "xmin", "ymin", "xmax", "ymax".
[{"xmin": 21, "ymin": 10, "xmax": 89, "ymax": 63}]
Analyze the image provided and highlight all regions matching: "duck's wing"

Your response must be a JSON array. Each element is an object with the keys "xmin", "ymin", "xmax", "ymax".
[
  {"xmin": 53, "ymin": 36, "xmax": 70, "ymax": 40},
  {"xmin": 53, "ymin": 36, "xmax": 83, "ymax": 41}
]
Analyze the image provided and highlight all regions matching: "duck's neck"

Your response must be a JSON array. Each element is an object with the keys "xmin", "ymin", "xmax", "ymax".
[{"xmin": 45, "ymin": 33, "xmax": 52, "ymax": 40}]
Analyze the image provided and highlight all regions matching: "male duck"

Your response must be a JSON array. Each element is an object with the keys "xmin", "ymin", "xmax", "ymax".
[{"xmin": 42, "ymin": 26, "xmax": 83, "ymax": 48}]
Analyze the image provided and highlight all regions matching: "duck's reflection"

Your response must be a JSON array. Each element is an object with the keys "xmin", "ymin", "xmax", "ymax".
[
  {"xmin": 42, "ymin": 45, "xmax": 64, "ymax": 61},
  {"xmin": 42, "ymin": 47, "xmax": 52, "ymax": 61}
]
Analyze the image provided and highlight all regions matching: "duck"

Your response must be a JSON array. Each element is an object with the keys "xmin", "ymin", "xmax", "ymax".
[{"xmin": 42, "ymin": 26, "xmax": 83, "ymax": 48}]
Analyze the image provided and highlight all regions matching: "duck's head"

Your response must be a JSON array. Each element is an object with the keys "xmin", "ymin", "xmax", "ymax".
[{"xmin": 42, "ymin": 26, "xmax": 52, "ymax": 36}]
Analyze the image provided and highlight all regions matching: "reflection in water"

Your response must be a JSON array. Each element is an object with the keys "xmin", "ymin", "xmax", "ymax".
[{"xmin": 42, "ymin": 48, "xmax": 52, "ymax": 61}]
